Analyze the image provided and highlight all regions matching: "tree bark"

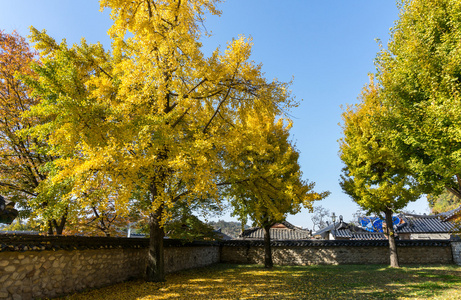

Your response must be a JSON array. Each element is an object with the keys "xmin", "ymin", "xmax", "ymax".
[
  {"xmin": 384, "ymin": 208, "xmax": 399, "ymax": 268},
  {"xmin": 263, "ymin": 223, "xmax": 273, "ymax": 269},
  {"xmin": 146, "ymin": 205, "xmax": 165, "ymax": 282},
  {"xmin": 53, "ymin": 213, "xmax": 67, "ymax": 235},
  {"xmin": 47, "ymin": 220, "xmax": 54, "ymax": 235}
]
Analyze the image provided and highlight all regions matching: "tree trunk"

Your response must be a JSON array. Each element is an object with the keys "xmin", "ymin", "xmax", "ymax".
[
  {"xmin": 47, "ymin": 220, "xmax": 54, "ymax": 235},
  {"xmin": 53, "ymin": 213, "xmax": 67, "ymax": 235},
  {"xmin": 146, "ymin": 205, "xmax": 165, "ymax": 282},
  {"xmin": 263, "ymin": 224, "xmax": 273, "ymax": 269},
  {"xmin": 384, "ymin": 208, "xmax": 399, "ymax": 268}
]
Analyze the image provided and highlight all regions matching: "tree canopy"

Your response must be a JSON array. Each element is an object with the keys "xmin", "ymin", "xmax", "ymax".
[
  {"xmin": 227, "ymin": 115, "xmax": 328, "ymax": 268},
  {"xmin": 24, "ymin": 0, "xmax": 319, "ymax": 281},
  {"xmin": 376, "ymin": 0, "xmax": 461, "ymax": 201},
  {"xmin": 339, "ymin": 78, "xmax": 423, "ymax": 267},
  {"xmin": 0, "ymin": 31, "xmax": 71, "ymax": 233}
]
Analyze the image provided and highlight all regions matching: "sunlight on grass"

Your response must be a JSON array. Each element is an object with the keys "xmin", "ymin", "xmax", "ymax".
[
  {"xmin": 188, "ymin": 278, "xmax": 224, "ymax": 283},
  {"xmin": 59, "ymin": 264, "xmax": 461, "ymax": 300}
]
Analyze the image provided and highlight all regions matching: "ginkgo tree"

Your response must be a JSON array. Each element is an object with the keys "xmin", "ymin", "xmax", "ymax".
[
  {"xmin": 376, "ymin": 0, "xmax": 461, "ymax": 203},
  {"xmin": 0, "ymin": 30, "xmax": 70, "ymax": 234},
  {"xmin": 339, "ymin": 78, "xmax": 424, "ymax": 267},
  {"xmin": 227, "ymin": 114, "xmax": 328, "ymax": 268},
  {"xmin": 25, "ymin": 0, "xmax": 314, "ymax": 282}
]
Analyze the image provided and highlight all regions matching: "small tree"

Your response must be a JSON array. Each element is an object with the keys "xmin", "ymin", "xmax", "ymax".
[
  {"xmin": 311, "ymin": 205, "xmax": 330, "ymax": 231},
  {"xmin": 227, "ymin": 115, "xmax": 328, "ymax": 268}
]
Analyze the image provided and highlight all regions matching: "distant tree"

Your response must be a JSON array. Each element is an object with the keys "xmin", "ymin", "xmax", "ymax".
[
  {"xmin": 348, "ymin": 208, "xmax": 367, "ymax": 226},
  {"xmin": 1, "ymin": 217, "xmax": 40, "ymax": 232},
  {"xmin": 208, "ymin": 220, "xmax": 248, "ymax": 238},
  {"xmin": 428, "ymin": 191, "xmax": 460, "ymax": 214},
  {"xmin": 311, "ymin": 205, "xmax": 330, "ymax": 231}
]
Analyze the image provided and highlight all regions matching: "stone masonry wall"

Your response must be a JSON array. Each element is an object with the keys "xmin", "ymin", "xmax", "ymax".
[
  {"xmin": 165, "ymin": 246, "xmax": 220, "ymax": 273},
  {"xmin": 0, "ymin": 248, "xmax": 146, "ymax": 300},
  {"xmin": 0, "ymin": 236, "xmax": 220, "ymax": 300},
  {"xmin": 452, "ymin": 241, "xmax": 461, "ymax": 265},
  {"xmin": 0, "ymin": 236, "xmax": 456, "ymax": 300},
  {"xmin": 220, "ymin": 240, "xmax": 454, "ymax": 265}
]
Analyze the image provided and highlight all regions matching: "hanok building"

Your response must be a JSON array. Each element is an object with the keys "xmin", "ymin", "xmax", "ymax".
[
  {"xmin": 312, "ymin": 217, "xmax": 386, "ymax": 241},
  {"xmin": 238, "ymin": 221, "xmax": 311, "ymax": 240},
  {"xmin": 396, "ymin": 208, "xmax": 461, "ymax": 240},
  {"xmin": 313, "ymin": 208, "xmax": 461, "ymax": 241}
]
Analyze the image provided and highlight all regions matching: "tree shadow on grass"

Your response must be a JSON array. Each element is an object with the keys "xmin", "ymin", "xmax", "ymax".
[{"xmin": 59, "ymin": 264, "xmax": 461, "ymax": 300}]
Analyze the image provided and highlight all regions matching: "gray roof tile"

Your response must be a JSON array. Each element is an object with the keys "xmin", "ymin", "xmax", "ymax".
[
  {"xmin": 396, "ymin": 214, "xmax": 455, "ymax": 233},
  {"xmin": 239, "ymin": 221, "xmax": 311, "ymax": 240}
]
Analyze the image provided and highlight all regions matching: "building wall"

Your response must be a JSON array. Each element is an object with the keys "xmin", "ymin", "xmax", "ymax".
[
  {"xmin": 452, "ymin": 241, "xmax": 461, "ymax": 266},
  {"xmin": 398, "ymin": 233, "xmax": 452, "ymax": 240},
  {"xmin": 0, "ymin": 236, "xmax": 220, "ymax": 300}
]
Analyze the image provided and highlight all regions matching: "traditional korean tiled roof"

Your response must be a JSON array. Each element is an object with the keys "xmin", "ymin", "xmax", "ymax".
[
  {"xmin": 349, "ymin": 231, "xmax": 386, "ymax": 240},
  {"xmin": 438, "ymin": 205, "xmax": 461, "ymax": 221},
  {"xmin": 396, "ymin": 213, "xmax": 455, "ymax": 233},
  {"xmin": 221, "ymin": 239, "xmax": 451, "ymax": 247},
  {"xmin": 324, "ymin": 224, "xmax": 387, "ymax": 240},
  {"xmin": 312, "ymin": 221, "xmax": 349, "ymax": 237},
  {"xmin": 333, "ymin": 228, "xmax": 352, "ymax": 238},
  {"xmin": 213, "ymin": 229, "xmax": 234, "ymax": 240},
  {"xmin": 312, "ymin": 221, "xmax": 385, "ymax": 240},
  {"xmin": 238, "ymin": 221, "xmax": 311, "ymax": 240}
]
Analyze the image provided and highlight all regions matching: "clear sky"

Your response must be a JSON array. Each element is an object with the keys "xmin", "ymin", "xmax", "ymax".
[{"xmin": 0, "ymin": 0, "xmax": 430, "ymax": 229}]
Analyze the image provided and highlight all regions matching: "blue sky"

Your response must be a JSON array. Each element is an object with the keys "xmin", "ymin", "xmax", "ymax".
[{"xmin": 0, "ymin": 0, "xmax": 430, "ymax": 229}]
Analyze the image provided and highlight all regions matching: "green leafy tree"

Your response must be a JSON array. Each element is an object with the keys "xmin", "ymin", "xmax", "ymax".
[
  {"xmin": 376, "ymin": 0, "xmax": 461, "ymax": 203},
  {"xmin": 227, "ymin": 116, "xmax": 328, "ymax": 268},
  {"xmin": 0, "ymin": 30, "xmax": 70, "ymax": 234},
  {"xmin": 208, "ymin": 220, "xmax": 248, "ymax": 238},
  {"xmin": 339, "ymin": 79, "xmax": 423, "ymax": 267},
  {"xmin": 26, "ymin": 0, "xmax": 300, "ymax": 282},
  {"xmin": 428, "ymin": 190, "xmax": 460, "ymax": 214}
]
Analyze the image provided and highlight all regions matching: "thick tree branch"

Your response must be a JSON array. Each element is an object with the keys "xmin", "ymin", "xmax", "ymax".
[{"xmin": 203, "ymin": 85, "xmax": 232, "ymax": 134}]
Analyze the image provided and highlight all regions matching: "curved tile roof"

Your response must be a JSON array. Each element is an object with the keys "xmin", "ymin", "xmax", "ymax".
[
  {"xmin": 221, "ymin": 239, "xmax": 451, "ymax": 247},
  {"xmin": 239, "ymin": 221, "xmax": 311, "ymax": 240},
  {"xmin": 397, "ymin": 214, "xmax": 455, "ymax": 233},
  {"xmin": 438, "ymin": 205, "xmax": 461, "ymax": 221}
]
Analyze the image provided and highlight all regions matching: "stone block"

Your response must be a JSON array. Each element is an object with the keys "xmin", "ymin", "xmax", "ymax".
[
  {"xmin": 4, "ymin": 265, "xmax": 16, "ymax": 273},
  {"xmin": 0, "ymin": 275, "xmax": 9, "ymax": 284}
]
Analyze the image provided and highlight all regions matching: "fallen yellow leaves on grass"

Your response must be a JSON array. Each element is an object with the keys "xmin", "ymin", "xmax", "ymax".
[{"xmin": 59, "ymin": 264, "xmax": 461, "ymax": 300}]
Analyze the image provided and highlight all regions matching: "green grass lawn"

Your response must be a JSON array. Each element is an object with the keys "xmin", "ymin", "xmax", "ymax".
[{"xmin": 60, "ymin": 264, "xmax": 461, "ymax": 300}]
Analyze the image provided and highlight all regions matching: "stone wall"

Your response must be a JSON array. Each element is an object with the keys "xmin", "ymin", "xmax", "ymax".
[
  {"xmin": 0, "ymin": 248, "xmax": 146, "ymax": 299},
  {"xmin": 220, "ymin": 240, "xmax": 454, "ymax": 265},
  {"xmin": 0, "ymin": 236, "xmax": 458, "ymax": 300},
  {"xmin": 452, "ymin": 241, "xmax": 461, "ymax": 265},
  {"xmin": 165, "ymin": 246, "xmax": 220, "ymax": 273},
  {"xmin": 0, "ymin": 236, "xmax": 220, "ymax": 300}
]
